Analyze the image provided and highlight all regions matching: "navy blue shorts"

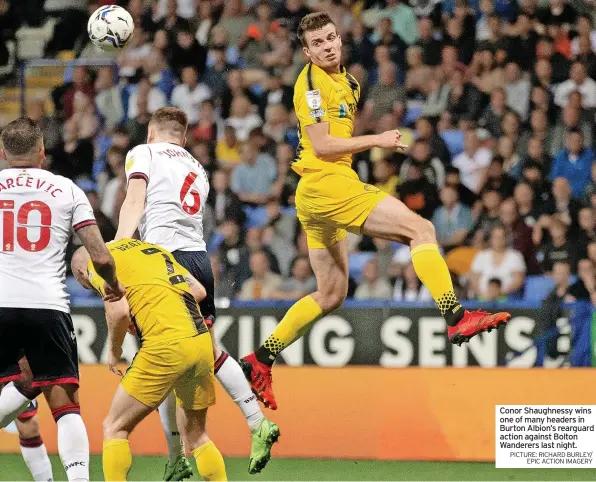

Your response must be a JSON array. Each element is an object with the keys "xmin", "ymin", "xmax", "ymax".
[
  {"xmin": 0, "ymin": 308, "xmax": 79, "ymax": 388},
  {"xmin": 172, "ymin": 250, "xmax": 215, "ymax": 326}
]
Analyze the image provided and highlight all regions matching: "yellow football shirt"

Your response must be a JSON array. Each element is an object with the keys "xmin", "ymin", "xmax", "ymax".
[
  {"xmin": 292, "ymin": 62, "xmax": 361, "ymax": 174},
  {"xmin": 87, "ymin": 238, "xmax": 207, "ymax": 346}
]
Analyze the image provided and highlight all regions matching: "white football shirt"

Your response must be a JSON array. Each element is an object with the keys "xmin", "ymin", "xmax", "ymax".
[
  {"xmin": 0, "ymin": 168, "xmax": 96, "ymax": 313},
  {"xmin": 125, "ymin": 142, "xmax": 209, "ymax": 252}
]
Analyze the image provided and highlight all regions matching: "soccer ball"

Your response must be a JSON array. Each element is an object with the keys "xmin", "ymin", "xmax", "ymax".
[{"xmin": 87, "ymin": 5, "xmax": 134, "ymax": 52}]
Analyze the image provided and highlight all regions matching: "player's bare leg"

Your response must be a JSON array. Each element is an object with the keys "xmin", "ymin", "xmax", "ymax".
[
  {"xmin": 241, "ymin": 239, "xmax": 349, "ymax": 409},
  {"xmin": 16, "ymin": 411, "xmax": 54, "ymax": 481},
  {"xmin": 102, "ymin": 384, "xmax": 154, "ymax": 481},
  {"xmin": 362, "ymin": 195, "xmax": 511, "ymax": 344},
  {"xmin": 42, "ymin": 384, "xmax": 89, "ymax": 482},
  {"xmin": 157, "ymin": 394, "xmax": 194, "ymax": 481},
  {"xmin": 177, "ymin": 406, "xmax": 227, "ymax": 481}
]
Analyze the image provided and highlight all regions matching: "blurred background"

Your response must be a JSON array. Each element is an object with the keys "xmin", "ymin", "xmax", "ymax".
[{"xmin": 1, "ymin": 0, "xmax": 596, "ymax": 479}]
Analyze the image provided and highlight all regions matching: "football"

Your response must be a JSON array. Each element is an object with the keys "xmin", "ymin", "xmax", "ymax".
[{"xmin": 87, "ymin": 5, "xmax": 134, "ymax": 52}]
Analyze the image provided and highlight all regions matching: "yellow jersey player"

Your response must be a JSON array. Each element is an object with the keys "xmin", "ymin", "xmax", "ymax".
[
  {"xmin": 71, "ymin": 239, "xmax": 226, "ymax": 481},
  {"xmin": 241, "ymin": 12, "xmax": 511, "ymax": 410}
]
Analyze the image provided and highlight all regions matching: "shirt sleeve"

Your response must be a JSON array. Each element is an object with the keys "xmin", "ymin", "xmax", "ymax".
[
  {"xmin": 125, "ymin": 145, "xmax": 151, "ymax": 184},
  {"xmin": 71, "ymin": 184, "xmax": 96, "ymax": 232},
  {"xmin": 294, "ymin": 69, "xmax": 330, "ymax": 128}
]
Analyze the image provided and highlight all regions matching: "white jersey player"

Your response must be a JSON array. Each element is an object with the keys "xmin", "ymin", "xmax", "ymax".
[
  {"xmin": 0, "ymin": 118, "xmax": 124, "ymax": 482},
  {"xmin": 115, "ymin": 107, "xmax": 279, "ymax": 478}
]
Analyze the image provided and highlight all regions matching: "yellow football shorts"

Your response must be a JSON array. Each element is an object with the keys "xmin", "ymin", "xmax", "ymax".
[
  {"xmin": 294, "ymin": 164, "xmax": 388, "ymax": 249},
  {"xmin": 121, "ymin": 333, "xmax": 215, "ymax": 410}
]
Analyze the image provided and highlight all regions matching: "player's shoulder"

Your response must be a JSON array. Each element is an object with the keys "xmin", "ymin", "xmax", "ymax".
[{"xmin": 126, "ymin": 143, "xmax": 152, "ymax": 159}]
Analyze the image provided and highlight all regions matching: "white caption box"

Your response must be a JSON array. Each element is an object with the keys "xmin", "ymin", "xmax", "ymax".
[{"xmin": 495, "ymin": 405, "xmax": 596, "ymax": 468}]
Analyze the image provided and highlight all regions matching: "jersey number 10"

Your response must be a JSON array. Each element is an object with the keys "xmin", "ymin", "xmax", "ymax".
[{"xmin": 0, "ymin": 200, "xmax": 51, "ymax": 252}]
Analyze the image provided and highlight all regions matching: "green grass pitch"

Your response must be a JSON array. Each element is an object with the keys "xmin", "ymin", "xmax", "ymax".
[{"xmin": 0, "ymin": 454, "xmax": 595, "ymax": 481}]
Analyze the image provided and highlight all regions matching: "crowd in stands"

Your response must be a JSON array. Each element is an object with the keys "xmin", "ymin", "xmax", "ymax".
[{"xmin": 2, "ymin": 0, "xmax": 596, "ymax": 305}]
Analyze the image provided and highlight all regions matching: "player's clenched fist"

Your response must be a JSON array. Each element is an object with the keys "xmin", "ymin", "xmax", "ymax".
[{"xmin": 376, "ymin": 129, "xmax": 408, "ymax": 150}]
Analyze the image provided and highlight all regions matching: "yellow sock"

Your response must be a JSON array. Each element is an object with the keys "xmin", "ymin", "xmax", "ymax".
[
  {"xmin": 192, "ymin": 440, "xmax": 227, "ymax": 481},
  {"xmin": 258, "ymin": 295, "xmax": 323, "ymax": 363},
  {"xmin": 103, "ymin": 439, "xmax": 132, "ymax": 481},
  {"xmin": 411, "ymin": 244, "xmax": 463, "ymax": 325}
]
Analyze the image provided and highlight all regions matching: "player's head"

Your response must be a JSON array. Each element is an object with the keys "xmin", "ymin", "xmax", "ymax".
[
  {"xmin": 71, "ymin": 247, "xmax": 93, "ymax": 290},
  {"xmin": 297, "ymin": 12, "xmax": 341, "ymax": 71},
  {"xmin": 0, "ymin": 117, "xmax": 45, "ymax": 168},
  {"xmin": 147, "ymin": 107, "xmax": 188, "ymax": 146}
]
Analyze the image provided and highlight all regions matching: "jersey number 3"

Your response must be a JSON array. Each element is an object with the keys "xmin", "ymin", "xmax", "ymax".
[
  {"xmin": 180, "ymin": 172, "xmax": 201, "ymax": 215},
  {"xmin": 0, "ymin": 200, "xmax": 51, "ymax": 252}
]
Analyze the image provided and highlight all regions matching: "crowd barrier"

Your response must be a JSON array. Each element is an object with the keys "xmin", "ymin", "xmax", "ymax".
[
  {"xmin": 69, "ymin": 300, "xmax": 593, "ymax": 368},
  {"xmin": 0, "ymin": 301, "xmax": 593, "ymax": 461}
]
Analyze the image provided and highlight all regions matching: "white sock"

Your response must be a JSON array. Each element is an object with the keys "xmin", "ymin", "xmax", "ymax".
[
  {"xmin": 56, "ymin": 413, "xmax": 89, "ymax": 481},
  {"xmin": 157, "ymin": 393, "xmax": 184, "ymax": 464},
  {"xmin": 20, "ymin": 440, "xmax": 54, "ymax": 481},
  {"xmin": 215, "ymin": 353, "xmax": 264, "ymax": 432},
  {"xmin": 0, "ymin": 382, "xmax": 31, "ymax": 428}
]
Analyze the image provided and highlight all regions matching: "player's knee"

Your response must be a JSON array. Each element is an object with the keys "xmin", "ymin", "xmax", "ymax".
[
  {"xmin": 103, "ymin": 417, "xmax": 128, "ymax": 440},
  {"xmin": 411, "ymin": 218, "xmax": 437, "ymax": 245},
  {"xmin": 317, "ymin": 289, "xmax": 346, "ymax": 312},
  {"xmin": 17, "ymin": 417, "xmax": 40, "ymax": 439}
]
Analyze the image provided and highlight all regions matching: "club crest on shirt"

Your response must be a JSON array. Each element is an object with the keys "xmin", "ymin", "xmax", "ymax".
[
  {"xmin": 125, "ymin": 157, "xmax": 135, "ymax": 171},
  {"xmin": 305, "ymin": 89, "xmax": 322, "ymax": 109}
]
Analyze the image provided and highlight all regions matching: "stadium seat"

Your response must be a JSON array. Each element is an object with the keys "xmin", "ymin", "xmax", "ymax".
[
  {"xmin": 348, "ymin": 252, "xmax": 374, "ymax": 283},
  {"xmin": 440, "ymin": 130, "xmax": 465, "ymax": 157},
  {"xmin": 523, "ymin": 276, "xmax": 555, "ymax": 302}
]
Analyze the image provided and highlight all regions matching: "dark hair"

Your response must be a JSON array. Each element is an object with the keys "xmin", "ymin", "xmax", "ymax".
[
  {"xmin": 445, "ymin": 165, "xmax": 460, "ymax": 176},
  {"xmin": 1, "ymin": 117, "xmax": 43, "ymax": 158},
  {"xmin": 297, "ymin": 12, "xmax": 336, "ymax": 47},
  {"xmin": 107, "ymin": 145, "xmax": 127, "ymax": 160},
  {"xmin": 488, "ymin": 277, "xmax": 502, "ymax": 287},
  {"xmin": 149, "ymin": 107, "xmax": 188, "ymax": 135},
  {"xmin": 568, "ymin": 127, "xmax": 583, "ymax": 137}
]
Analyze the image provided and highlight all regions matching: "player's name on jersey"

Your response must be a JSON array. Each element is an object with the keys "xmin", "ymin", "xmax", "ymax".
[
  {"xmin": 0, "ymin": 175, "xmax": 64, "ymax": 197},
  {"xmin": 71, "ymin": 305, "xmax": 574, "ymax": 368}
]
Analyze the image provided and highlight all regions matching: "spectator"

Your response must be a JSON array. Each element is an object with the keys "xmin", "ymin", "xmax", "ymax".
[
  {"xmin": 566, "ymin": 258, "xmax": 596, "ymax": 305},
  {"xmin": 100, "ymin": 146, "xmax": 127, "ymax": 224},
  {"xmin": 373, "ymin": 158, "xmax": 399, "ymax": 196},
  {"xmin": 503, "ymin": 61, "xmax": 531, "ymax": 121},
  {"xmin": 262, "ymin": 104, "xmax": 290, "ymax": 144},
  {"xmin": 554, "ymin": 61, "xmax": 596, "ymax": 108},
  {"xmin": 231, "ymin": 142, "xmax": 277, "ymax": 206},
  {"xmin": 577, "ymin": 207, "xmax": 596, "ymax": 253},
  {"xmin": 478, "ymin": 87, "xmax": 509, "ymax": 138},
  {"xmin": 550, "ymin": 129, "xmax": 594, "ymax": 199},
  {"xmin": 397, "ymin": 162, "xmax": 439, "ymax": 220},
  {"xmin": 354, "ymin": 258, "xmax": 393, "ymax": 300},
  {"xmin": 50, "ymin": 118, "xmax": 94, "ymax": 180},
  {"xmin": 582, "ymin": 161, "xmax": 596, "ymax": 206},
  {"xmin": 170, "ymin": 66, "xmax": 212, "ymax": 125},
  {"xmin": 53, "ymin": 66, "xmax": 95, "ymax": 120},
  {"xmin": 421, "ymin": 73, "xmax": 451, "ymax": 118},
  {"xmin": 216, "ymin": 125, "xmax": 241, "ymax": 169},
  {"xmin": 238, "ymin": 250, "xmax": 282, "ymax": 300},
  {"xmin": 538, "ymin": 217, "xmax": 578, "ymax": 274},
  {"xmin": 169, "ymin": 27, "xmax": 208, "ymax": 78},
  {"xmin": 432, "ymin": 184, "xmax": 473, "ymax": 251},
  {"xmin": 484, "ymin": 278, "xmax": 506, "ymax": 302},
  {"xmin": 380, "ymin": 0, "xmax": 419, "ymax": 45},
  {"xmin": 225, "ymin": 96, "xmax": 263, "ymax": 141},
  {"xmin": 550, "ymin": 105, "xmax": 593, "ymax": 157},
  {"xmin": 363, "ymin": 61, "xmax": 406, "ymax": 124},
  {"xmin": 270, "ymin": 256, "xmax": 316, "ymax": 300},
  {"xmin": 405, "ymin": 46, "xmax": 434, "ymax": 99},
  {"xmin": 452, "ymin": 128, "xmax": 493, "ymax": 194},
  {"xmin": 470, "ymin": 188, "xmax": 503, "ymax": 247},
  {"xmin": 499, "ymin": 198, "xmax": 540, "ymax": 274},
  {"xmin": 143, "ymin": 48, "xmax": 176, "ymax": 99},
  {"xmin": 392, "ymin": 261, "xmax": 432, "ymax": 301},
  {"xmin": 415, "ymin": 17, "xmax": 442, "ymax": 66},
  {"xmin": 192, "ymin": 99, "xmax": 220, "ymax": 144},
  {"xmin": 372, "ymin": 17, "xmax": 407, "ymax": 70},
  {"xmin": 484, "ymin": 156, "xmax": 517, "ymax": 198},
  {"xmin": 128, "ymin": 76, "xmax": 167, "ymax": 120},
  {"xmin": 207, "ymin": 169, "xmax": 245, "ymax": 226},
  {"xmin": 444, "ymin": 165, "xmax": 477, "ymax": 208},
  {"xmin": 94, "ymin": 66, "xmax": 124, "ymax": 132},
  {"xmin": 514, "ymin": 182, "xmax": 542, "ymax": 227},
  {"xmin": 27, "ymin": 100, "xmax": 61, "ymax": 155},
  {"xmin": 469, "ymin": 224, "xmax": 526, "ymax": 299},
  {"xmin": 415, "ymin": 117, "xmax": 450, "ymax": 166},
  {"xmin": 399, "ymin": 139, "xmax": 445, "ymax": 188}
]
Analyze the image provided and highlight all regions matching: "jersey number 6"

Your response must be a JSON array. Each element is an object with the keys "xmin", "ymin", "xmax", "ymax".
[
  {"xmin": 0, "ymin": 200, "xmax": 51, "ymax": 252},
  {"xmin": 180, "ymin": 172, "xmax": 201, "ymax": 215}
]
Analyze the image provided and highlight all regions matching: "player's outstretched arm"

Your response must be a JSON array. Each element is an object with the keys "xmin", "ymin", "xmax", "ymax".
[
  {"xmin": 115, "ymin": 178, "xmax": 147, "ymax": 240},
  {"xmin": 104, "ymin": 296, "xmax": 131, "ymax": 376},
  {"xmin": 306, "ymin": 122, "xmax": 408, "ymax": 159},
  {"xmin": 184, "ymin": 273, "xmax": 207, "ymax": 303},
  {"xmin": 77, "ymin": 224, "xmax": 125, "ymax": 301}
]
